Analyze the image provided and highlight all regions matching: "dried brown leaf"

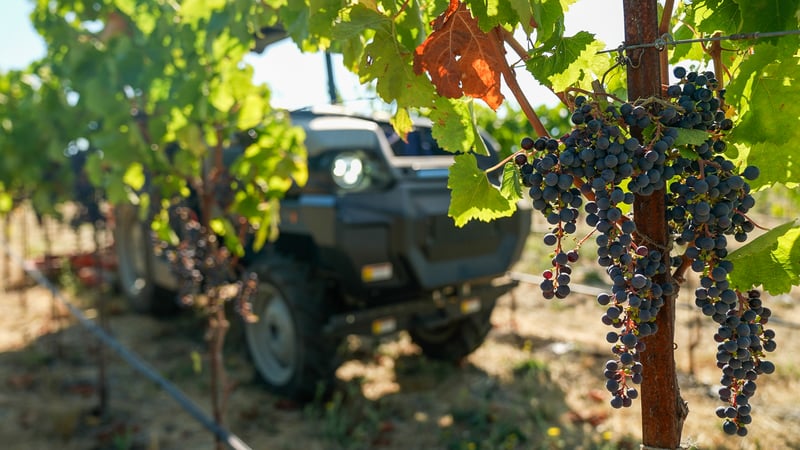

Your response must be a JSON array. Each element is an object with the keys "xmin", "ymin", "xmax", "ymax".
[{"xmin": 413, "ymin": 1, "xmax": 506, "ymax": 110}]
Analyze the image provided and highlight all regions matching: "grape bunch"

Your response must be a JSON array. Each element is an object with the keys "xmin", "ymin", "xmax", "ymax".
[
  {"xmin": 713, "ymin": 289, "xmax": 776, "ymax": 436},
  {"xmin": 664, "ymin": 66, "xmax": 775, "ymax": 436},
  {"xmin": 165, "ymin": 205, "xmax": 235, "ymax": 307},
  {"xmin": 516, "ymin": 136, "xmax": 582, "ymax": 298},
  {"xmin": 512, "ymin": 65, "xmax": 776, "ymax": 434}
]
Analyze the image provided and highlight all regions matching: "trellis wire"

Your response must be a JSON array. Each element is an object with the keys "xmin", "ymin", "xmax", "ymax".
[
  {"xmin": 508, "ymin": 271, "xmax": 800, "ymax": 330},
  {"xmin": 598, "ymin": 29, "xmax": 800, "ymax": 54},
  {"xmin": 0, "ymin": 240, "xmax": 253, "ymax": 450}
]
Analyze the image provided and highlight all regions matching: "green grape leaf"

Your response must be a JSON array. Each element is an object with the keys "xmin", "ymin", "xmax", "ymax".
[
  {"xmin": 531, "ymin": 0, "xmax": 567, "ymax": 46},
  {"xmin": 692, "ymin": 0, "xmax": 741, "ymax": 36},
  {"xmin": 122, "ymin": 162, "xmax": 145, "ymax": 191},
  {"xmin": 726, "ymin": 38, "xmax": 800, "ymax": 189},
  {"xmin": 430, "ymin": 97, "xmax": 476, "ymax": 153},
  {"xmin": 728, "ymin": 42, "xmax": 800, "ymax": 146},
  {"xmin": 736, "ymin": 0, "xmax": 800, "ymax": 35},
  {"xmin": 678, "ymin": 147, "xmax": 701, "ymax": 160},
  {"xmin": 390, "ymin": 107, "xmax": 413, "ymax": 141},
  {"xmin": 465, "ymin": 0, "xmax": 518, "ymax": 31},
  {"xmin": 671, "ymin": 128, "xmax": 710, "ymax": 146},
  {"xmin": 508, "ymin": 0, "xmax": 535, "ymax": 33},
  {"xmin": 733, "ymin": 142, "xmax": 800, "ymax": 190},
  {"xmin": 527, "ymin": 31, "xmax": 611, "ymax": 92},
  {"xmin": 0, "ymin": 191, "xmax": 13, "ymax": 214},
  {"xmin": 501, "ymin": 162, "xmax": 523, "ymax": 203},
  {"xmin": 253, "ymin": 197, "xmax": 280, "ymax": 251},
  {"xmin": 359, "ymin": 29, "xmax": 437, "ymax": 109},
  {"xmin": 210, "ymin": 216, "xmax": 245, "ymax": 257},
  {"xmin": 669, "ymin": 22, "xmax": 708, "ymax": 64},
  {"xmin": 448, "ymin": 153, "xmax": 516, "ymax": 227},
  {"xmin": 332, "ymin": 4, "xmax": 387, "ymax": 42},
  {"xmin": 728, "ymin": 220, "xmax": 800, "ymax": 294},
  {"xmin": 469, "ymin": 101, "xmax": 490, "ymax": 156}
]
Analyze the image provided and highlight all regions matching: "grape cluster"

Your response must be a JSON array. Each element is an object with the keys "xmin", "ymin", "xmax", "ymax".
[
  {"xmin": 661, "ymin": 67, "xmax": 775, "ymax": 434},
  {"xmin": 165, "ymin": 206, "xmax": 234, "ymax": 307},
  {"xmin": 713, "ymin": 290, "xmax": 776, "ymax": 436},
  {"xmin": 517, "ymin": 136, "xmax": 581, "ymax": 298},
  {"xmin": 512, "ymin": 65, "xmax": 776, "ymax": 433}
]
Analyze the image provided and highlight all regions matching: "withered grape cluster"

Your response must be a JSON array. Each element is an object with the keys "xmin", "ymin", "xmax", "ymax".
[{"xmin": 513, "ymin": 66, "xmax": 776, "ymax": 436}]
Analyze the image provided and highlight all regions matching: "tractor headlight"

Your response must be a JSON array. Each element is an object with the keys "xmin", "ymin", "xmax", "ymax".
[{"xmin": 331, "ymin": 152, "xmax": 367, "ymax": 189}]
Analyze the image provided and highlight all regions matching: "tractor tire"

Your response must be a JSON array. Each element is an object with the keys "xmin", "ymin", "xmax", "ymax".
[
  {"xmin": 244, "ymin": 254, "xmax": 340, "ymax": 400},
  {"xmin": 113, "ymin": 204, "xmax": 180, "ymax": 316}
]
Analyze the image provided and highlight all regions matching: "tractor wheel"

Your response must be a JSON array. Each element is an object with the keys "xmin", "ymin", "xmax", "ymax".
[
  {"xmin": 244, "ymin": 254, "xmax": 340, "ymax": 400},
  {"xmin": 113, "ymin": 204, "xmax": 179, "ymax": 316}
]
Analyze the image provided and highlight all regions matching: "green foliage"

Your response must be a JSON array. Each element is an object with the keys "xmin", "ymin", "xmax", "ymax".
[
  {"xmin": 667, "ymin": 1, "xmax": 800, "ymax": 293},
  {"xmin": 448, "ymin": 154, "xmax": 516, "ymax": 227},
  {"xmin": 728, "ymin": 220, "xmax": 800, "ymax": 294},
  {"xmin": 3, "ymin": 0, "xmax": 800, "ymax": 317},
  {"xmin": 527, "ymin": 31, "xmax": 614, "ymax": 92},
  {"xmin": 0, "ymin": 0, "xmax": 307, "ymax": 256},
  {"xmin": 0, "ymin": 69, "xmax": 84, "ymax": 215}
]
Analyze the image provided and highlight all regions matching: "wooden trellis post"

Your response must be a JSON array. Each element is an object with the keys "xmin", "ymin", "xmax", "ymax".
[{"xmin": 622, "ymin": 1, "xmax": 689, "ymax": 448}]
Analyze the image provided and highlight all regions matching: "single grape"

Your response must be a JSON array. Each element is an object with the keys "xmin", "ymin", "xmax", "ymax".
[{"xmin": 520, "ymin": 137, "xmax": 535, "ymax": 150}]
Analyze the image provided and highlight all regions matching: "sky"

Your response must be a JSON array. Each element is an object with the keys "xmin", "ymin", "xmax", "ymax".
[{"xmin": 0, "ymin": 0, "xmax": 624, "ymax": 110}]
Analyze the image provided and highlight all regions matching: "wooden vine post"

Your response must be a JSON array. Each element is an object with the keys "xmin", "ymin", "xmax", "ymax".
[{"xmin": 623, "ymin": 1, "xmax": 688, "ymax": 448}]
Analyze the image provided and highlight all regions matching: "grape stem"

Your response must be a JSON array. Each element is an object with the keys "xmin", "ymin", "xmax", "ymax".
[
  {"xmin": 658, "ymin": 0, "xmax": 675, "ymax": 90},
  {"xmin": 577, "ymin": 228, "xmax": 596, "ymax": 246},
  {"xmin": 563, "ymin": 86, "xmax": 626, "ymax": 104},
  {"xmin": 672, "ymin": 254, "xmax": 692, "ymax": 283},
  {"xmin": 496, "ymin": 28, "xmax": 550, "ymax": 138},
  {"xmin": 736, "ymin": 211, "xmax": 770, "ymax": 231},
  {"xmin": 483, "ymin": 151, "xmax": 524, "ymax": 174}
]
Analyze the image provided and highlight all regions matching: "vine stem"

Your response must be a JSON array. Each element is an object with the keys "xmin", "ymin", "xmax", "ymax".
[
  {"xmin": 496, "ymin": 28, "xmax": 549, "ymax": 138},
  {"xmin": 483, "ymin": 151, "xmax": 521, "ymax": 174},
  {"xmin": 564, "ymin": 86, "xmax": 627, "ymax": 104},
  {"xmin": 658, "ymin": 0, "xmax": 675, "ymax": 90}
]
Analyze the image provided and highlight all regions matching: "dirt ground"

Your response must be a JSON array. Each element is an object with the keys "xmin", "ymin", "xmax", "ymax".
[{"xmin": 0, "ymin": 208, "xmax": 798, "ymax": 450}]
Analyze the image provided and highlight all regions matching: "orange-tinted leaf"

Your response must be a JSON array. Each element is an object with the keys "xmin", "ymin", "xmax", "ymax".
[{"xmin": 413, "ymin": 1, "xmax": 506, "ymax": 110}]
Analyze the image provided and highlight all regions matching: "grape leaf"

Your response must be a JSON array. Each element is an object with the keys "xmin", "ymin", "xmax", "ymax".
[
  {"xmin": 530, "ymin": 0, "xmax": 566, "ymax": 46},
  {"xmin": 0, "ymin": 191, "xmax": 13, "ymax": 214},
  {"xmin": 465, "ymin": 0, "xmax": 517, "ymax": 31},
  {"xmin": 733, "ymin": 141, "xmax": 799, "ymax": 190},
  {"xmin": 526, "ymin": 31, "xmax": 611, "ymax": 92},
  {"xmin": 430, "ymin": 96, "xmax": 477, "ymax": 153},
  {"xmin": 736, "ymin": 0, "xmax": 800, "ymax": 35},
  {"xmin": 123, "ymin": 162, "xmax": 145, "ymax": 191},
  {"xmin": 331, "ymin": 4, "xmax": 388, "ymax": 42},
  {"xmin": 448, "ymin": 153, "xmax": 516, "ymax": 226},
  {"xmin": 390, "ymin": 107, "xmax": 414, "ymax": 140},
  {"xmin": 501, "ymin": 162, "xmax": 522, "ymax": 203},
  {"xmin": 669, "ymin": 22, "xmax": 708, "ymax": 63},
  {"xmin": 413, "ymin": 1, "xmax": 506, "ymax": 110},
  {"xmin": 728, "ymin": 41, "xmax": 800, "ymax": 146},
  {"xmin": 359, "ymin": 24, "xmax": 438, "ymax": 109},
  {"xmin": 725, "ymin": 38, "xmax": 800, "ymax": 189},
  {"xmin": 469, "ymin": 101, "xmax": 490, "ymax": 156},
  {"xmin": 508, "ymin": 0, "xmax": 535, "ymax": 33},
  {"xmin": 728, "ymin": 220, "xmax": 800, "ymax": 294},
  {"xmin": 210, "ymin": 217, "xmax": 245, "ymax": 257},
  {"xmin": 671, "ymin": 128, "xmax": 710, "ymax": 146},
  {"xmin": 692, "ymin": 0, "xmax": 741, "ymax": 37}
]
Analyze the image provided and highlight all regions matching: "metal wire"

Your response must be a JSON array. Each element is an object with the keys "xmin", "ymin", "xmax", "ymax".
[
  {"xmin": 598, "ymin": 29, "xmax": 800, "ymax": 54},
  {"xmin": 0, "ymin": 241, "xmax": 254, "ymax": 450},
  {"xmin": 508, "ymin": 271, "xmax": 800, "ymax": 330}
]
